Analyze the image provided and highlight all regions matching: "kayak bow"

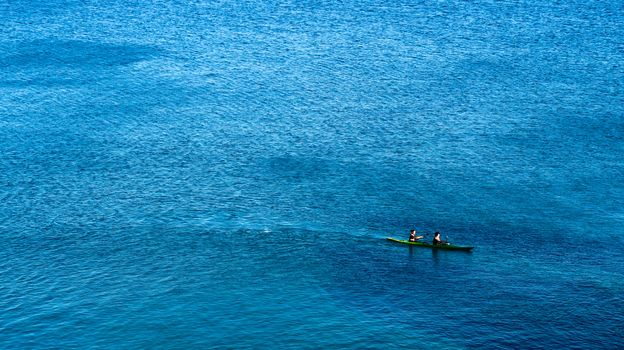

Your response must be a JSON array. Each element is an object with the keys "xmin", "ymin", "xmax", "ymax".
[{"xmin": 386, "ymin": 237, "xmax": 473, "ymax": 251}]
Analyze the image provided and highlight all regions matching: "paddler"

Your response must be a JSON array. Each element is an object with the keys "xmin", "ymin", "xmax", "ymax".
[
  {"xmin": 408, "ymin": 229, "xmax": 423, "ymax": 242},
  {"xmin": 432, "ymin": 231, "xmax": 446, "ymax": 245}
]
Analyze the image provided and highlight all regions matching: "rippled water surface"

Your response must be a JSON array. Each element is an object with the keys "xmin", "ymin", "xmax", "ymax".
[{"xmin": 1, "ymin": 1, "xmax": 623, "ymax": 349}]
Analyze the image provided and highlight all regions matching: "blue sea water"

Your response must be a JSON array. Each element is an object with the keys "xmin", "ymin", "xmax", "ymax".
[{"xmin": 1, "ymin": 0, "xmax": 623, "ymax": 348}]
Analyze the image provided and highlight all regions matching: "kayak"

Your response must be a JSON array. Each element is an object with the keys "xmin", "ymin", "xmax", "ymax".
[{"xmin": 386, "ymin": 237, "xmax": 474, "ymax": 251}]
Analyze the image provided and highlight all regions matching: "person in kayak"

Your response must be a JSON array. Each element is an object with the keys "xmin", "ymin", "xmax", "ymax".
[
  {"xmin": 432, "ymin": 231, "xmax": 446, "ymax": 245},
  {"xmin": 408, "ymin": 229, "xmax": 423, "ymax": 242}
]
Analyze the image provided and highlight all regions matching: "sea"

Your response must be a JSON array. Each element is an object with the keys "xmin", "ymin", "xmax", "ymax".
[{"xmin": 1, "ymin": 0, "xmax": 623, "ymax": 349}]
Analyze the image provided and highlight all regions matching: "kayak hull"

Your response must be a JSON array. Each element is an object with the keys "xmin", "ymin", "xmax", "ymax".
[{"xmin": 386, "ymin": 237, "xmax": 474, "ymax": 251}]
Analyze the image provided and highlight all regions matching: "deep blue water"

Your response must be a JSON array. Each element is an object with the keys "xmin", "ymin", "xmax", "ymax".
[{"xmin": 1, "ymin": 0, "xmax": 623, "ymax": 348}]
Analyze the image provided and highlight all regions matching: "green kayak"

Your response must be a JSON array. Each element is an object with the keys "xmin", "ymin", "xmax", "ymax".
[{"xmin": 386, "ymin": 237, "xmax": 474, "ymax": 251}]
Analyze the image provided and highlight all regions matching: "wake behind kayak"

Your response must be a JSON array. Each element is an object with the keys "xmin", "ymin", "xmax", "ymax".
[{"xmin": 386, "ymin": 237, "xmax": 474, "ymax": 252}]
